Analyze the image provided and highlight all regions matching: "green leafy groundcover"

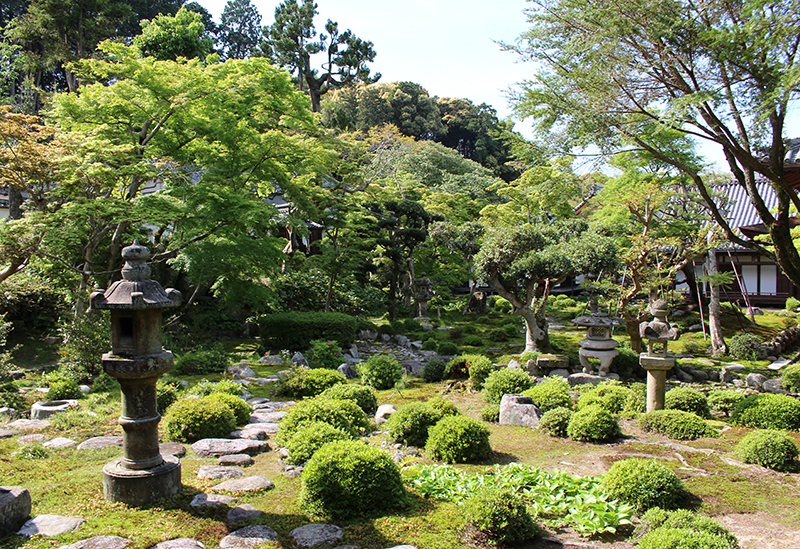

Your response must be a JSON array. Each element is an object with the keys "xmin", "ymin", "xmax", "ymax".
[{"xmin": 404, "ymin": 462, "xmax": 633, "ymax": 536}]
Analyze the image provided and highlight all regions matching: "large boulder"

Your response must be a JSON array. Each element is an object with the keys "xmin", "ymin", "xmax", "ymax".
[
  {"xmin": 227, "ymin": 364, "xmax": 256, "ymax": 379},
  {"xmin": 499, "ymin": 394, "xmax": 543, "ymax": 429},
  {"xmin": 0, "ymin": 486, "xmax": 31, "ymax": 535}
]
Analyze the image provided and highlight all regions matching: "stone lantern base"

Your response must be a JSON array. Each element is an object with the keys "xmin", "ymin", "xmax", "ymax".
[
  {"xmin": 639, "ymin": 354, "xmax": 675, "ymax": 412},
  {"xmin": 103, "ymin": 455, "xmax": 181, "ymax": 506}
]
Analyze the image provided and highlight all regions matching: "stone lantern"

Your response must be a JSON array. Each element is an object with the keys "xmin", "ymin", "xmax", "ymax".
[
  {"xmin": 572, "ymin": 300, "xmax": 624, "ymax": 377},
  {"xmin": 638, "ymin": 299, "xmax": 681, "ymax": 412},
  {"xmin": 90, "ymin": 240, "xmax": 182, "ymax": 506}
]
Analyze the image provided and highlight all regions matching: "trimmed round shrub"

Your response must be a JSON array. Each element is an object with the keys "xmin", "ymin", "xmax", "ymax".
[
  {"xmin": 189, "ymin": 379, "xmax": 244, "ymax": 397},
  {"xmin": 602, "ymin": 458, "xmax": 686, "ymax": 512},
  {"xmin": 665, "ymin": 387, "xmax": 710, "ymax": 418},
  {"xmin": 275, "ymin": 397, "xmax": 370, "ymax": 446},
  {"xmin": 463, "ymin": 335, "xmax": 484, "ymax": 347},
  {"xmin": 163, "ymin": 397, "xmax": 237, "ymax": 442},
  {"xmin": 309, "ymin": 339, "xmax": 344, "ymax": 369},
  {"xmin": 728, "ymin": 332, "xmax": 762, "ymax": 361},
  {"xmin": 378, "ymin": 323, "xmax": 394, "ymax": 336},
  {"xmin": 781, "ymin": 363, "xmax": 800, "ymax": 392},
  {"xmin": 623, "ymin": 382, "xmax": 647, "ymax": 415},
  {"xmin": 635, "ymin": 508, "xmax": 738, "ymax": 548},
  {"xmin": 207, "ymin": 392, "xmax": 252, "ymax": 426},
  {"xmin": 539, "ymin": 406, "xmax": 573, "ymax": 438},
  {"xmin": 422, "ymin": 358, "xmax": 447, "ymax": 382},
  {"xmin": 156, "ymin": 381, "xmax": 180, "ymax": 413},
  {"xmin": 426, "ymin": 415, "xmax": 492, "ymax": 463},
  {"xmin": 576, "ymin": 383, "xmax": 630, "ymax": 413},
  {"xmin": 404, "ymin": 318, "xmax": 422, "ymax": 332},
  {"xmin": 437, "ymin": 341, "xmax": 459, "ymax": 356},
  {"xmin": 319, "ymin": 383, "xmax": 378, "ymax": 414},
  {"xmin": 428, "ymin": 396, "xmax": 460, "ymax": 417},
  {"xmin": 47, "ymin": 379, "xmax": 82, "ymax": 400},
  {"xmin": 276, "ymin": 367, "xmax": 346, "ymax": 398},
  {"xmin": 358, "ymin": 354, "xmax": 403, "ymax": 390},
  {"xmin": 466, "ymin": 355, "xmax": 495, "ymax": 390},
  {"xmin": 638, "ymin": 409, "xmax": 717, "ymax": 440},
  {"xmin": 299, "ymin": 440, "xmax": 408, "ymax": 519},
  {"xmin": 730, "ymin": 393, "xmax": 800, "ymax": 431},
  {"xmin": 734, "ymin": 429, "xmax": 799, "ymax": 471},
  {"xmin": 567, "ymin": 404, "xmax": 621, "ymax": 442},
  {"xmin": 285, "ymin": 420, "xmax": 353, "ymax": 465},
  {"xmin": 386, "ymin": 402, "xmax": 442, "ymax": 447},
  {"xmin": 707, "ymin": 389, "xmax": 746, "ymax": 417},
  {"xmin": 421, "ymin": 338, "xmax": 438, "ymax": 351},
  {"xmin": 637, "ymin": 527, "xmax": 738, "ymax": 549},
  {"xmin": 482, "ymin": 368, "xmax": 533, "ymax": 404},
  {"xmin": 461, "ymin": 487, "xmax": 538, "ymax": 543},
  {"xmin": 523, "ymin": 376, "xmax": 572, "ymax": 412},
  {"xmin": 480, "ymin": 403, "xmax": 500, "ymax": 422}
]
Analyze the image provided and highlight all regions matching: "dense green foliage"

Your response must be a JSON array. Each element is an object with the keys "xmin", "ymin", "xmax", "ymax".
[
  {"xmin": 461, "ymin": 487, "xmax": 537, "ymax": 542},
  {"xmin": 734, "ymin": 429, "xmax": 799, "ymax": 471},
  {"xmin": 206, "ymin": 392, "xmax": 252, "ymax": 426},
  {"xmin": 427, "ymin": 396, "xmax": 461, "ymax": 417},
  {"xmin": 523, "ymin": 376, "xmax": 572, "ymax": 412},
  {"xmin": 285, "ymin": 421, "xmax": 354, "ymax": 465},
  {"xmin": 567, "ymin": 405, "xmax": 621, "ymax": 442},
  {"xmin": 538, "ymin": 406, "xmax": 573, "ymax": 438},
  {"xmin": 482, "ymin": 368, "xmax": 534, "ymax": 404},
  {"xmin": 635, "ymin": 508, "xmax": 739, "ymax": 549},
  {"xmin": 480, "ymin": 403, "xmax": 500, "ymax": 422},
  {"xmin": 707, "ymin": 390, "xmax": 746, "ymax": 417},
  {"xmin": 358, "ymin": 354, "xmax": 403, "ymax": 390},
  {"xmin": 46, "ymin": 379, "xmax": 82, "ymax": 400},
  {"xmin": 422, "ymin": 358, "xmax": 447, "ymax": 382},
  {"xmin": 576, "ymin": 383, "xmax": 630, "ymax": 413},
  {"xmin": 253, "ymin": 312, "xmax": 359, "ymax": 350},
  {"xmin": 665, "ymin": 387, "xmax": 710, "ymax": 418},
  {"xmin": 602, "ymin": 459, "xmax": 686, "ymax": 512},
  {"xmin": 728, "ymin": 333, "xmax": 762, "ymax": 361},
  {"xmin": 173, "ymin": 348, "xmax": 229, "ymax": 375},
  {"xmin": 276, "ymin": 367, "xmax": 347, "ymax": 399},
  {"xmin": 639, "ymin": 410, "xmax": 717, "ymax": 440},
  {"xmin": 781, "ymin": 364, "xmax": 800, "ymax": 393},
  {"xmin": 386, "ymin": 402, "xmax": 443, "ymax": 447},
  {"xmin": 318, "ymin": 383, "xmax": 378, "ymax": 414},
  {"xmin": 309, "ymin": 339, "xmax": 344, "ymax": 369},
  {"xmin": 163, "ymin": 397, "xmax": 237, "ymax": 442},
  {"xmin": 730, "ymin": 394, "xmax": 800, "ymax": 431},
  {"xmin": 425, "ymin": 415, "xmax": 492, "ymax": 463},
  {"xmin": 275, "ymin": 397, "xmax": 369, "ymax": 446},
  {"xmin": 464, "ymin": 354, "xmax": 494, "ymax": 389}
]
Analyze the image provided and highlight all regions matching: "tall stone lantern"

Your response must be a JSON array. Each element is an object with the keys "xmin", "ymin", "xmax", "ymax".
[
  {"xmin": 90, "ymin": 240, "xmax": 182, "ymax": 506},
  {"xmin": 638, "ymin": 299, "xmax": 681, "ymax": 412},
  {"xmin": 572, "ymin": 300, "xmax": 624, "ymax": 377}
]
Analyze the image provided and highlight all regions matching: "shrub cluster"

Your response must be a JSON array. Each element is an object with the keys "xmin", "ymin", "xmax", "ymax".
[
  {"xmin": 318, "ymin": 383, "xmax": 377, "ymax": 414},
  {"xmin": 299, "ymin": 440, "xmax": 408, "ymax": 520},
  {"xmin": 635, "ymin": 508, "xmax": 739, "ymax": 549},
  {"xmin": 277, "ymin": 367, "xmax": 347, "ymax": 398},
  {"xmin": 539, "ymin": 406, "xmax": 573, "ymax": 438},
  {"xmin": 426, "ymin": 415, "xmax": 492, "ymax": 463},
  {"xmin": 275, "ymin": 397, "xmax": 369, "ymax": 446},
  {"xmin": 782, "ymin": 364, "xmax": 800, "ymax": 393},
  {"xmin": 358, "ymin": 354, "xmax": 403, "ymax": 390},
  {"xmin": 461, "ymin": 487, "xmax": 538, "ymax": 543},
  {"xmin": 728, "ymin": 333, "xmax": 762, "ymax": 361},
  {"xmin": 730, "ymin": 393, "xmax": 800, "ymax": 431},
  {"xmin": 253, "ymin": 311, "xmax": 359, "ymax": 350},
  {"xmin": 428, "ymin": 396, "xmax": 460, "ymax": 417},
  {"xmin": 421, "ymin": 338, "xmax": 438, "ymax": 351},
  {"xmin": 47, "ymin": 379, "xmax": 82, "ymax": 400},
  {"xmin": 576, "ymin": 383, "xmax": 630, "ymax": 413},
  {"xmin": 602, "ymin": 458, "xmax": 686, "ymax": 512},
  {"xmin": 437, "ymin": 341, "xmax": 459, "ymax": 356},
  {"xmin": 386, "ymin": 402, "xmax": 442, "ymax": 447},
  {"xmin": 206, "ymin": 392, "xmax": 252, "ymax": 425},
  {"xmin": 734, "ymin": 429, "xmax": 799, "ymax": 471},
  {"xmin": 173, "ymin": 348, "xmax": 229, "ymax": 375},
  {"xmin": 309, "ymin": 339, "xmax": 344, "ymax": 369},
  {"xmin": 708, "ymin": 389, "xmax": 746, "ymax": 417},
  {"xmin": 623, "ymin": 382, "xmax": 647, "ymax": 415},
  {"xmin": 465, "ymin": 355, "xmax": 495, "ymax": 390},
  {"xmin": 638, "ymin": 409, "xmax": 717, "ymax": 440},
  {"xmin": 422, "ymin": 358, "xmax": 447, "ymax": 382},
  {"xmin": 665, "ymin": 387, "xmax": 710, "ymax": 418},
  {"xmin": 163, "ymin": 397, "xmax": 237, "ymax": 442},
  {"xmin": 480, "ymin": 403, "xmax": 500, "ymax": 422},
  {"xmin": 285, "ymin": 421, "xmax": 353, "ymax": 465},
  {"xmin": 482, "ymin": 368, "xmax": 533, "ymax": 404},
  {"xmin": 567, "ymin": 405, "xmax": 621, "ymax": 442},
  {"xmin": 523, "ymin": 376, "xmax": 572, "ymax": 412},
  {"xmin": 611, "ymin": 346, "xmax": 642, "ymax": 378},
  {"xmin": 188, "ymin": 379, "xmax": 244, "ymax": 397},
  {"xmin": 156, "ymin": 380, "xmax": 181, "ymax": 413}
]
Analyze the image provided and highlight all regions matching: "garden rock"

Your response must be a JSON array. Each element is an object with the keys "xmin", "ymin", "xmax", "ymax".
[
  {"xmin": 0, "ymin": 486, "xmax": 31, "ymax": 534},
  {"xmin": 258, "ymin": 355, "xmax": 284, "ymax": 365},
  {"xmin": 676, "ymin": 368, "xmax": 694, "ymax": 383},
  {"xmin": 43, "ymin": 437, "xmax": 77, "ymax": 449},
  {"xmin": 159, "ymin": 442, "xmax": 186, "ymax": 457},
  {"xmin": 191, "ymin": 439, "xmax": 270, "ymax": 458},
  {"xmin": 148, "ymin": 538, "xmax": 205, "ymax": 549},
  {"xmin": 236, "ymin": 423, "xmax": 278, "ymax": 436},
  {"xmin": 18, "ymin": 434, "xmax": 47, "ymax": 444},
  {"xmin": 507, "ymin": 359, "xmax": 521, "ymax": 369},
  {"xmin": 769, "ymin": 358, "xmax": 792, "ymax": 370},
  {"xmin": 211, "ymin": 476, "xmax": 274, "ymax": 493},
  {"xmin": 290, "ymin": 524, "xmax": 343, "ymax": 547},
  {"xmin": 227, "ymin": 504, "xmax": 265, "ymax": 523},
  {"xmin": 499, "ymin": 394, "xmax": 543, "ymax": 429},
  {"xmin": 374, "ymin": 404, "xmax": 397, "ymax": 425},
  {"xmin": 421, "ymin": 323, "xmax": 433, "ymax": 332},
  {"xmin": 197, "ymin": 466, "xmax": 245, "ymax": 480},
  {"xmin": 227, "ymin": 364, "xmax": 256, "ymax": 379},
  {"xmin": 219, "ymin": 526, "xmax": 278, "ymax": 548},
  {"xmin": 337, "ymin": 364, "xmax": 358, "ymax": 379},
  {"xmin": 79, "ymin": 385, "xmax": 91, "ymax": 394},
  {"xmin": 290, "ymin": 352, "xmax": 308, "ymax": 367},
  {"xmin": 394, "ymin": 335, "xmax": 410, "ymax": 348},
  {"xmin": 0, "ymin": 407, "xmax": 17, "ymax": 420},
  {"xmin": 401, "ymin": 360, "xmax": 424, "ymax": 377},
  {"xmin": 733, "ymin": 379, "xmax": 747, "ymax": 388},
  {"xmin": 746, "ymin": 373, "xmax": 767, "ymax": 389},
  {"xmin": 30, "ymin": 399, "xmax": 79, "ymax": 420},
  {"xmin": 77, "ymin": 436, "xmax": 123, "ymax": 450},
  {"xmin": 721, "ymin": 362, "xmax": 746, "ymax": 371},
  {"xmin": 250, "ymin": 411, "xmax": 286, "ymax": 423},
  {"xmin": 59, "ymin": 535, "xmax": 131, "ymax": 549},
  {"xmin": 230, "ymin": 428, "xmax": 267, "ymax": 441},
  {"xmin": 567, "ymin": 372, "xmax": 618, "ymax": 387},
  {"xmin": 549, "ymin": 369, "xmax": 570, "ymax": 378},
  {"xmin": 247, "ymin": 397, "xmax": 270, "ymax": 406},
  {"xmin": 253, "ymin": 400, "xmax": 295, "ymax": 411},
  {"xmin": 689, "ymin": 368, "xmax": 709, "ymax": 382},
  {"xmin": 762, "ymin": 378, "xmax": 788, "ymax": 394},
  {"xmin": 720, "ymin": 368, "xmax": 736, "ymax": 383},
  {"xmin": 6, "ymin": 419, "xmax": 50, "ymax": 430},
  {"xmin": 189, "ymin": 494, "xmax": 237, "ymax": 507},
  {"xmin": 219, "ymin": 454, "xmax": 254, "ymax": 467},
  {"xmin": 18, "ymin": 515, "xmax": 86, "ymax": 537},
  {"xmin": 0, "ymin": 429, "xmax": 21, "ymax": 439},
  {"xmin": 384, "ymin": 546, "xmax": 417, "ymax": 549},
  {"xmin": 359, "ymin": 329, "xmax": 378, "ymax": 341}
]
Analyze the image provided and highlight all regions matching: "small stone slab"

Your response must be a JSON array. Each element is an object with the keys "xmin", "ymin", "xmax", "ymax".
[
  {"xmin": 242, "ymin": 423, "xmax": 279, "ymax": 434},
  {"xmin": 720, "ymin": 362, "xmax": 746, "ymax": 371},
  {"xmin": 247, "ymin": 397, "xmax": 271, "ymax": 406},
  {"xmin": 258, "ymin": 355, "xmax": 284, "ymax": 364},
  {"xmin": 77, "ymin": 436, "xmax": 123, "ymax": 450},
  {"xmin": 0, "ymin": 486, "xmax": 31, "ymax": 534},
  {"xmin": 58, "ymin": 535, "xmax": 131, "ymax": 549},
  {"xmin": 375, "ymin": 404, "xmax": 397, "ymax": 425},
  {"xmin": 769, "ymin": 358, "xmax": 793, "ymax": 370},
  {"xmin": 191, "ymin": 439, "xmax": 270, "ymax": 458},
  {"xmin": 160, "ymin": 442, "xmax": 186, "ymax": 457},
  {"xmin": 695, "ymin": 358, "xmax": 716, "ymax": 366},
  {"xmin": 0, "ymin": 429, "xmax": 22, "ymax": 439},
  {"xmin": 253, "ymin": 401, "xmax": 294, "ymax": 411},
  {"xmin": 6, "ymin": 419, "xmax": 50, "ymax": 430},
  {"xmin": 763, "ymin": 378, "xmax": 788, "ymax": 394},
  {"xmin": 189, "ymin": 494, "xmax": 237, "ymax": 507},
  {"xmin": 567, "ymin": 373, "xmax": 608, "ymax": 387},
  {"xmin": 211, "ymin": 476, "xmax": 274, "ymax": 494},
  {"xmin": 228, "ymin": 364, "xmax": 256, "ymax": 379},
  {"xmin": 227, "ymin": 504, "xmax": 265, "ymax": 523},
  {"xmin": 197, "ymin": 466, "xmax": 245, "ymax": 480},
  {"xmin": 18, "ymin": 434, "xmax": 48, "ymax": 444},
  {"xmin": 43, "ymin": 437, "xmax": 78, "ymax": 449},
  {"xmin": 249, "ymin": 411, "xmax": 286, "ymax": 423},
  {"xmin": 18, "ymin": 515, "xmax": 86, "ymax": 537},
  {"xmin": 219, "ymin": 525, "xmax": 278, "ymax": 548},
  {"xmin": 219, "ymin": 454, "xmax": 254, "ymax": 467},
  {"xmin": 229, "ymin": 428, "xmax": 268, "ymax": 441},
  {"xmin": 290, "ymin": 524, "xmax": 343, "ymax": 547},
  {"xmin": 148, "ymin": 538, "xmax": 204, "ymax": 549}
]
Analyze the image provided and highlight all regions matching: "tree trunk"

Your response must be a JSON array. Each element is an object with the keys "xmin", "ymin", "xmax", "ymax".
[
  {"xmin": 624, "ymin": 313, "xmax": 643, "ymax": 353},
  {"xmin": 518, "ymin": 307, "xmax": 550, "ymax": 353},
  {"xmin": 7, "ymin": 186, "xmax": 23, "ymax": 220},
  {"xmin": 707, "ymin": 248, "xmax": 727, "ymax": 356}
]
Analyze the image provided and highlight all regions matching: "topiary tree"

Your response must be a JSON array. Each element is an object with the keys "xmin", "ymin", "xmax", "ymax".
[
  {"xmin": 567, "ymin": 404, "xmax": 621, "ymax": 442},
  {"xmin": 635, "ymin": 508, "xmax": 739, "ymax": 548},
  {"xmin": 602, "ymin": 458, "xmax": 686, "ymax": 512},
  {"xmin": 425, "ymin": 415, "xmax": 492, "ymax": 463},
  {"xmin": 358, "ymin": 354, "xmax": 403, "ymax": 390},
  {"xmin": 665, "ymin": 387, "xmax": 710, "ymax": 418},
  {"xmin": 461, "ymin": 487, "xmax": 538, "ymax": 543},
  {"xmin": 576, "ymin": 383, "xmax": 631, "ymax": 413},
  {"xmin": 386, "ymin": 402, "xmax": 443, "ymax": 447},
  {"xmin": 734, "ymin": 429, "xmax": 799, "ymax": 471},
  {"xmin": 707, "ymin": 389, "xmax": 746, "ymax": 417},
  {"xmin": 482, "ymin": 368, "xmax": 534, "ymax": 404},
  {"xmin": 523, "ymin": 376, "xmax": 572, "ymax": 412},
  {"xmin": 206, "ymin": 392, "xmax": 252, "ymax": 426},
  {"xmin": 427, "ymin": 396, "xmax": 461, "ymax": 417}
]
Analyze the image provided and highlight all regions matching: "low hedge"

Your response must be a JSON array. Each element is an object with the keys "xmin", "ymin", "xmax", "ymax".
[
  {"xmin": 252, "ymin": 311, "xmax": 359, "ymax": 350},
  {"xmin": 638, "ymin": 409, "xmax": 717, "ymax": 440},
  {"xmin": 730, "ymin": 393, "xmax": 800, "ymax": 431}
]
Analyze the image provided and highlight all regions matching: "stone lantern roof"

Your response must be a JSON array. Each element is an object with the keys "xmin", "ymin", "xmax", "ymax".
[
  {"xmin": 90, "ymin": 241, "xmax": 181, "ymax": 310},
  {"xmin": 572, "ymin": 300, "xmax": 623, "ymax": 329}
]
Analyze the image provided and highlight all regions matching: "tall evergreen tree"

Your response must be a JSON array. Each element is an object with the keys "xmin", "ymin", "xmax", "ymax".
[{"xmin": 217, "ymin": 0, "xmax": 261, "ymax": 60}]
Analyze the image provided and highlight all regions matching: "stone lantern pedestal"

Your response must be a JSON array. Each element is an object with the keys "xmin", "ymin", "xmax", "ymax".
[
  {"xmin": 572, "ymin": 301, "xmax": 623, "ymax": 377},
  {"xmin": 638, "ymin": 300, "xmax": 681, "ymax": 413},
  {"xmin": 90, "ymin": 241, "xmax": 182, "ymax": 506}
]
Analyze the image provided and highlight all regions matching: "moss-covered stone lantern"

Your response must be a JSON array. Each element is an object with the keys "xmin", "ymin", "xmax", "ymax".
[
  {"xmin": 572, "ymin": 300, "xmax": 624, "ymax": 377},
  {"xmin": 90, "ymin": 240, "xmax": 182, "ymax": 506}
]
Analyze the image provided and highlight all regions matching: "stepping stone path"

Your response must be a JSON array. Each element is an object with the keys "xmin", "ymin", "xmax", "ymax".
[
  {"xmin": 218, "ymin": 454, "xmax": 253, "ymax": 467},
  {"xmin": 290, "ymin": 524, "xmax": 343, "ymax": 547},
  {"xmin": 6, "ymin": 419, "xmax": 50, "ymax": 430},
  {"xmin": 191, "ymin": 439, "xmax": 269, "ymax": 458},
  {"xmin": 197, "ymin": 466, "xmax": 245, "ymax": 480},
  {"xmin": 43, "ymin": 437, "xmax": 77, "ymax": 449},
  {"xmin": 227, "ymin": 504, "xmax": 265, "ymax": 523},
  {"xmin": 77, "ymin": 436, "xmax": 123, "ymax": 450},
  {"xmin": 189, "ymin": 494, "xmax": 237, "ymax": 507},
  {"xmin": 59, "ymin": 535, "xmax": 131, "ymax": 549},
  {"xmin": 17, "ymin": 514, "xmax": 86, "ymax": 537},
  {"xmin": 148, "ymin": 538, "xmax": 204, "ymax": 549},
  {"xmin": 211, "ymin": 476, "xmax": 274, "ymax": 493},
  {"xmin": 219, "ymin": 525, "xmax": 278, "ymax": 548}
]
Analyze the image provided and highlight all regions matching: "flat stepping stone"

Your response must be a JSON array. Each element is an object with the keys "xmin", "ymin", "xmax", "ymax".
[
  {"xmin": 58, "ymin": 535, "xmax": 131, "ymax": 549},
  {"xmin": 148, "ymin": 538, "xmax": 204, "ymax": 549},
  {"xmin": 218, "ymin": 454, "xmax": 253, "ymax": 467},
  {"xmin": 191, "ymin": 439, "xmax": 269, "ymax": 458},
  {"xmin": 695, "ymin": 358, "xmax": 716, "ymax": 366},
  {"xmin": 7, "ymin": 419, "xmax": 50, "ymax": 430},
  {"xmin": 44, "ymin": 437, "xmax": 78, "ymax": 449},
  {"xmin": 189, "ymin": 494, "xmax": 237, "ymax": 507},
  {"xmin": 18, "ymin": 434, "xmax": 48, "ymax": 444},
  {"xmin": 291, "ymin": 524, "xmax": 343, "ymax": 547},
  {"xmin": 721, "ymin": 362, "xmax": 746, "ymax": 371},
  {"xmin": 211, "ymin": 476, "xmax": 274, "ymax": 493},
  {"xmin": 197, "ymin": 466, "xmax": 245, "ymax": 480},
  {"xmin": 246, "ymin": 398, "xmax": 271, "ymax": 405},
  {"xmin": 229, "ymin": 429, "xmax": 268, "ymax": 441},
  {"xmin": 160, "ymin": 442, "xmax": 186, "ymax": 457},
  {"xmin": 769, "ymin": 358, "xmax": 793, "ymax": 370},
  {"xmin": 227, "ymin": 504, "xmax": 266, "ymax": 523},
  {"xmin": 219, "ymin": 525, "xmax": 278, "ymax": 548},
  {"xmin": 252, "ymin": 401, "xmax": 294, "ymax": 411},
  {"xmin": 249, "ymin": 411, "xmax": 286, "ymax": 423},
  {"xmin": 241, "ymin": 423, "xmax": 279, "ymax": 434},
  {"xmin": 18, "ymin": 515, "xmax": 86, "ymax": 537},
  {"xmin": 77, "ymin": 436, "xmax": 123, "ymax": 450},
  {"xmin": 0, "ymin": 429, "xmax": 22, "ymax": 438}
]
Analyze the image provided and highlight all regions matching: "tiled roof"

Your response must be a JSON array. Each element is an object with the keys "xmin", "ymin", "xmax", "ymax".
[{"xmin": 714, "ymin": 180, "xmax": 779, "ymax": 230}]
